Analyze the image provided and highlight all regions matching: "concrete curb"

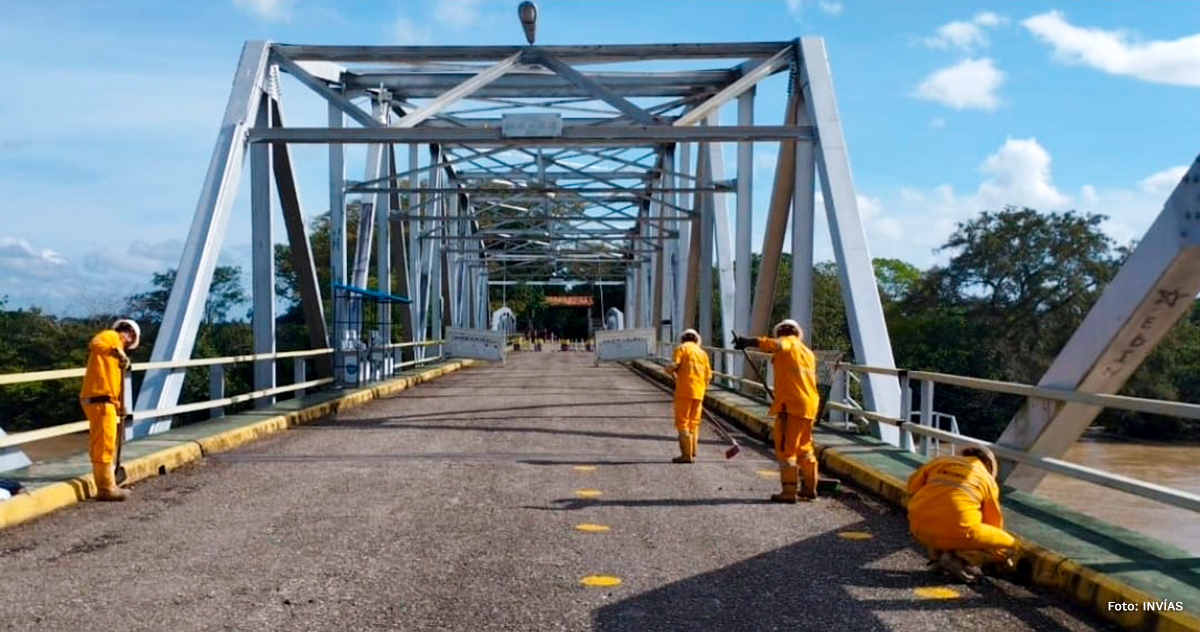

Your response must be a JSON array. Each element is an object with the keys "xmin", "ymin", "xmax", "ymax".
[
  {"xmin": 629, "ymin": 360, "xmax": 1200, "ymax": 632},
  {"xmin": 0, "ymin": 359, "xmax": 475, "ymax": 531}
]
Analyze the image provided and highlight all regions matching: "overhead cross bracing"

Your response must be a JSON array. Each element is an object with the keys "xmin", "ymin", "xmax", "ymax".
[{"xmin": 134, "ymin": 37, "xmax": 904, "ymax": 446}]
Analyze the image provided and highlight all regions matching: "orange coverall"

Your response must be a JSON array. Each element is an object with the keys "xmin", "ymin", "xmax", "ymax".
[
  {"xmin": 907, "ymin": 455, "xmax": 1017, "ymax": 564},
  {"xmin": 756, "ymin": 335, "xmax": 820, "ymax": 464},
  {"xmin": 80, "ymin": 330, "xmax": 124, "ymax": 480},
  {"xmin": 668, "ymin": 340, "xmax": 712, "ymax": 437}
]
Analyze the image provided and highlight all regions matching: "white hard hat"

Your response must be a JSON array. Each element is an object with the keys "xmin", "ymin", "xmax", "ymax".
[
  {"xmin": 680, "ymin": 328, "xmax": 701, "ymax": 345},
  {"xmin": 773, "ymin": 319, "xmax": 803, "ymax": 338},
  {"xmin": 111, "ymin": 319, "xmax": 141, "ymax": 350},
  {"xmin": 962, "ymin": 446, "xmax": 998, "ymax": 477}
]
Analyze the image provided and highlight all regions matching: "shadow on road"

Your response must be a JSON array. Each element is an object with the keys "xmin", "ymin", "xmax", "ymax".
[{"xmin": 591, "ymin": 522, "xmax": 1094, "ymax": 632}]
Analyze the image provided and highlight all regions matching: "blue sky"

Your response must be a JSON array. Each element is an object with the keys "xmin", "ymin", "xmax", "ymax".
[{"xmin": 1, "ymin": 0, "xmax": 1198, "ymax": 314}]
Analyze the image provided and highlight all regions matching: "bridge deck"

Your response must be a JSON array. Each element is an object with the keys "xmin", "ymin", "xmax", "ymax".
[{"xmin": 0, "ymin": 354, "xmax": 1106, "ymax": 631}]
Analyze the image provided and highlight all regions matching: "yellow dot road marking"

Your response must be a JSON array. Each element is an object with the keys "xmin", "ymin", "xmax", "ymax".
[
  {"xmin": 573, "ymin": 465, "xmax": 597, "ymax": 472},
  {"xmin": 575, "ymin": 523, "xmax": 611, "ymax": 533},
  {"xmin": 914, "ymin": 586, "xmax": 960, "ymax": 599},
  {"xmin": 575, "ymin": 488, "xmax": 603, "ymax": 497},
  {"xmin": 580, "ymin": 575, "xmax": 622, "ymax": 587},
  {"xmin": 756, "ymin": 469, "xmax": 778, "ymax": 478},
  {"xmin": 837, "ymin": 531, "xmax": 872, "ymax": 540}
]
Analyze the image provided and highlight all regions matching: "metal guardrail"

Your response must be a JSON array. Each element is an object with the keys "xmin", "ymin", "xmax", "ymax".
[
  {"xmin": 825, "ymin": 400, "xmax": 1200, "ymax": 514},
  {"xmin": 652, "ymin": 344, "xmax": 1200, "ymax": 514},
  {"xmin": 0, "ymin": 340, "xmax": 446, "ymax": 451},
  {"xmin": 844, "ymin": 363, "xmax": 1200, "ymax": 422}
]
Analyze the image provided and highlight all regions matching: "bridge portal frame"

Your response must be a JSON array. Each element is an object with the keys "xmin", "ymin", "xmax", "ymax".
[{"xmin": 122, "ymin": 37, "xmax": 903, "ymax": 444}]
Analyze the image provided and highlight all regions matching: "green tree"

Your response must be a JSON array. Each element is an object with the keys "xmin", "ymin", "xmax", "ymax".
[{"xmin": 126, "ymin": 266, "xmax": 249, "ymax": 325}]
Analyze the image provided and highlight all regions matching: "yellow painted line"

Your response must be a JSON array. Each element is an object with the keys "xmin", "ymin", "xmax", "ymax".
[
  {"xmin": 573, "ymin": 465, "xmax": 597, "ymax": 472},
  {"xmin": 837, "ymin": 531, "xmax": 872, "ymax": 540},
  {"xmin": 575, "ymin": 523, "xmax": 611, "ymax": 533},
  {"xmin": 756, "ymin": 469, "xmax": 778, "ymax": 478},
  {"xmin": 580, "ymin": 575, "xmax": 622, "ymax": 587},
  {"xmin": 575, "ymin": 488, "xmax": 603, "ymax": 498},
  {"xmin": 913, "ymin": 586, "xmax": 960, "ymax": 599}
]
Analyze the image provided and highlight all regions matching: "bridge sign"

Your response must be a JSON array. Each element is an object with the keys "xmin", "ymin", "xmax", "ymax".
[
  {"xmin": 446, "ymin": 327, "xmax": 507, "ymax": 363},
  {"xmin": 594, "ymin": 328, "xmax": 656, "ymax": 366}
]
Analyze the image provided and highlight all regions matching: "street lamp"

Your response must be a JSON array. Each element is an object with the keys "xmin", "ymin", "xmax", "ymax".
[{"xmin": 518, "ymin": 1, "xmax": 537, "ymax": 45}]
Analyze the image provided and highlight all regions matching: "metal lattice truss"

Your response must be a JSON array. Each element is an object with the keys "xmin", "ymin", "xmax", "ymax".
[{"xmin": 132, "ymin": 38, "xmax": 903, "ymax": 443}]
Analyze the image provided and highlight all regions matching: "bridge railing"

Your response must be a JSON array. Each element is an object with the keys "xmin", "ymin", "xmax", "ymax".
[
  {"xmin": 652, "ymin": 344, "xmax": 1200, "ymax": 514},
  {"xmin": 0, "ymin": 340, "xmax": 445, "ymax": 454}
]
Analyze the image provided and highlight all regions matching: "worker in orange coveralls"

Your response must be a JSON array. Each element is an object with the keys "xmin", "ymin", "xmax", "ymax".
[
  {"xmin": 907, "ymin": 445, "xmax": 1018, "ymax": 581},
  {"xmin": 79, "ymin": 319, "xmax": 140, "ymax": 501},
  {"xmin": 665, "ymin": 329, "xmax": 712, "ymax": 464},
  {"xmin": 733, "ymin": 319, "xmax": 820, "ymax": 503}
]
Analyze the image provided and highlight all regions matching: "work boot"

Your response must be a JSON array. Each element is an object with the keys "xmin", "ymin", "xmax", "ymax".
[
  {"xmin": 93, "ymin": 463, "xmax": 128, "ymax": 502},
  {"xmin": 672, "ymin": 433, "xmax": 694, "ymax": 464},
  {"xmin": 936, "ymin": 552, "xmax": 975, "ymax": 582},
  {"xmin": 799, "ymin": 459, "xmax": 819, "ymax": 501},
  {"xmin": 771, "ymin": 463, "xmax": 799, "ymax": 503},
  {"xmin": 690, "ymin": 431, "xmax": 699, "ymax": 458}
]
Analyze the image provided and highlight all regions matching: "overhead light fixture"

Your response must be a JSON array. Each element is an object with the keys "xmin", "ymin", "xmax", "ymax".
[{"xmin": 518, "ymin": 2, "xmax": 538, "ymax": 45}]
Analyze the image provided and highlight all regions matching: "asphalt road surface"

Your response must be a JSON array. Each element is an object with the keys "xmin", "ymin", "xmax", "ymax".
[{"xmin": 0, "ymin": 353, "xmax": 1113, "ymax": 631}]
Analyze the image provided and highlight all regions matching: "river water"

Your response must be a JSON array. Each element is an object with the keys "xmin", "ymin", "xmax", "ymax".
[{"xmin": 1034, "ymin": 436, "xmax": 1200, "ymax": 555}]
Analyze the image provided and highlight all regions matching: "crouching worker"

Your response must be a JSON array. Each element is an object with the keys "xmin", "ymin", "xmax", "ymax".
[
  {"xmin": 665, "ymin": 329, "xmax": 712, "ymax": 463},
  {"xmin": 733, "ymin": 319, "xmax": 820, "ymax": 503},
  {"xmin": 80, "ymin": 319, "xmax": 140, "ymax": 501},
  {"xmin": 907, "ymin": 445, "xmax": 1017, "ymax": 581}
]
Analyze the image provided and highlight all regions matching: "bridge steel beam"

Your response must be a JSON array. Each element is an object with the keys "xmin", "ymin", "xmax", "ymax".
[
  {"xmin": 799, "ymin": 37, "xmax": 901, "ymax": 441},
  {"xmin": 271, "ymin": 97, "xmax": 331, "ymax": 378},
  {"xmin": 127, "ymin": 38, "xmax": 900, "ymax": 439},
  {"xmin": 133, "ymin": 41, "xmax": 271, "ymax": 437},
  {"xmin": 999, "ymin": 155, "xmax": 1200, "ymax": 490},
  {"xmin": 705, "ymin": 113, "xmax": 737, "ymax": 354},
  {"xmin": 251, "ymin": 95, "xmax": 276, "ymax": 407}
]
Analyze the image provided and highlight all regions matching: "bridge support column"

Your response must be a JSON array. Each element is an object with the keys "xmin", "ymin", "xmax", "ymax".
[
  {"xmin": 251, "ymin": 95, "xmax": 276, "ymax": 407},
  {"xmin": 705, "ymin": 113, "xmax": 737, "ymax": 355}
]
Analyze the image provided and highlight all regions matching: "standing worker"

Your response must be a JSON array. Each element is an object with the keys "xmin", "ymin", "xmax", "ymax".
[
  {"xmin": 906, "ymin": 445, "xmax": 1017, "ymax": 581},
  {"xmin": 665, "ymin": 329, "xmax": 712, "ymax": 464},
  {"xmin": 733, "ymin": 319, "xmax": 820, "ymax": 503},
  {"xmin": 79, "ymin": 319, "xmax": 140, "ymax": 501}
]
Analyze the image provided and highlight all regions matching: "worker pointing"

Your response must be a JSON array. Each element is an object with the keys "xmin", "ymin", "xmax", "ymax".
[
  {"xmin": 733, "ymin": 319, "xmax": 820, "ymax": 503},
  {"xmin": 665, "ymin": 329, "xmax": 712, "ymax": 464},
  {"xmin": 906, "ymin": 445, "xmax": 1017, "ymax": 581},
  {"xmin": 79, "ymin": 319, "xmax": 140, "ymax": 501}
]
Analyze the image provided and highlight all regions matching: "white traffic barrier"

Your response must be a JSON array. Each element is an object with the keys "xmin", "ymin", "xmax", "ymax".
[
  {"xmin": 446, "ymin": 327, "xmax": 507, "ymax": 363},
  {"xmin": 594, "ymin": 328, "xmax": 656, "ymax": 366}
]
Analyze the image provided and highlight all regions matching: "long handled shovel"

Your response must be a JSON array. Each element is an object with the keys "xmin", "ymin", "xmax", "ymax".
[{"xmin": 114, "ymin": 371, "xmax": 130, "ymax": 485}]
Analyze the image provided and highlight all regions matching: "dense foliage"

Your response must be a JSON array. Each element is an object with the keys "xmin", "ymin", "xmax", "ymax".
[{"xmin": 2, "ymin": 207, "xmax": 1196, "ymax": 441}]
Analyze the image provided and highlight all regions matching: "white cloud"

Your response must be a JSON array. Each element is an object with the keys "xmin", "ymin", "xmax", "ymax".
[
  {"xmin": 786, "ymin": 0, "xmax": 842, "ymax": 21},
  {"xmin": 1081, "ymin": 184, "xmax": 1099, "ymax": 205},
  {"xmin": 786, "ymin": 0, "xmax": 804, "ymax": 20},
  {"xmin": 914, "ymin": 58, "xmax": 1004, "ymax": 110},
  {"xmin": 924, "ymin": 12, "xmax": 1007, "ymax": 51},
  {"xmin": 232, "ymin": 0, "xmax": 291, "ymax": 21},
  {"xmin": 1138, "ymin": 165, "xmax": 1188, "ymax": 194},
  {"xmin": 392, "ymin": 16, "xmax": 432, "ymax": 45},
  {"xmin": 865, "ymin": 141, "xmax": 1186, "ymax": 267},
  {"xmin": 976, "ymin": 137, "xmax": 1069, "ymax": 209},
  {"xmin": 83, "ymin": 239, "xmax": 183, "ymax": 276},
  {"xmin": 818, "ymin": 1, "xmax": 843, "ymax": 16},
  {"xmin": 1024, "ymin": 11, "xmax": 1200, "ymax": 87},
  {"xmin": 433, "ymin": 0, "xmax": 485, "ymax": 28}
]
